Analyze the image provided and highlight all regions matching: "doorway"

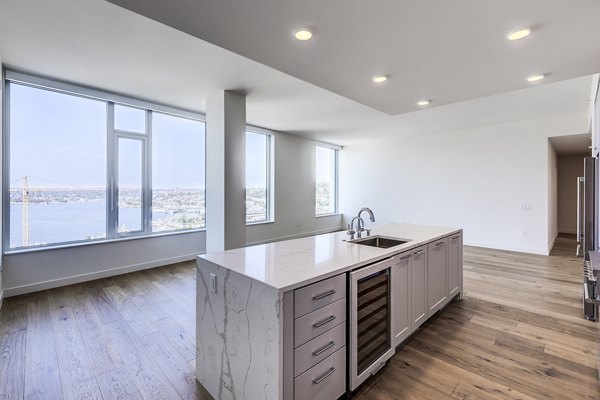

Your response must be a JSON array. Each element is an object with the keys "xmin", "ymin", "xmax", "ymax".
[{"xmin": 549, "ymin": 134, "xmax": 592, "ymax": 252}]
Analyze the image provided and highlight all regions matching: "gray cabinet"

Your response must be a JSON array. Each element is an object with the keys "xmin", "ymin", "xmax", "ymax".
[
  {"xmin": 285, "ymin": 274, "xmax": 347, "ymax": 400},
  {"xmin": 392, "ymin": 253, "xmax": 411, "ymax": 346},
  {"xmin": 294, "ymin": 274, "xmax": 346, "ymax": 318},
  {"xmin": 294, "ymin": 299, "xmax": 346, "ymax": 347},
  {"xmin": 410, "ymin": 246, "xmax": 427, "ymax": 329},
  {"xmin": 294, "ymin": 347, "xmax": 346, "ymax": 400},
  {"xmin": 448, "ymin": 233, "xmax": 462, "ymax": 298},
  {"xmin": 427, "ymin": 238, "xmax": 448, "ymax": 316},
  {"xmin": 283, "ymin": 231, "xmax": 463, "ymax": 398}
]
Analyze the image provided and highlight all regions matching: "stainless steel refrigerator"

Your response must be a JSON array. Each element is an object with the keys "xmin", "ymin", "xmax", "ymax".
[{"xmin": 577, "ymin": 157, "xmax": 597, "ymax": 256}]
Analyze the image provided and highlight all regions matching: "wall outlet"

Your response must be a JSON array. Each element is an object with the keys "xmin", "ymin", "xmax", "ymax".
[
  {"xmin": 521, "ymin": 231, "xmax": 528, "ymax": 238},
  {"xmin": 210, "ymin": 273, "xmax": 217, "ymax": 293},
  {"xmin": 521, "ymin": 204, "xmax": 531, "ymax": 211},
  {"xmin": 295, "ymin": 223, "xmax": 302, "ymax": 228}
]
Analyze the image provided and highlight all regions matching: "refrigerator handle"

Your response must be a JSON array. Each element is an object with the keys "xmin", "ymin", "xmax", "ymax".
[{"xmin": 577, "ymin": 177, "xmax": 582, "ymax": 241}]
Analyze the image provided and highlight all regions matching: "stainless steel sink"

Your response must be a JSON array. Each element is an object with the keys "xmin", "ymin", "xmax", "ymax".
[{"xmin": 349, "ymin": 235, "xmax": 410, "ymax": 248}]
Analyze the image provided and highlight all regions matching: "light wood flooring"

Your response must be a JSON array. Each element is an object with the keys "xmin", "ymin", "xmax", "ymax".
[
  {"xmin": 0, "ymin": 234, "xmax": 599, "ymax": 399},
  {"xmin": 357, "ymin": 234, "xmax": 600, "ymax": 400}
]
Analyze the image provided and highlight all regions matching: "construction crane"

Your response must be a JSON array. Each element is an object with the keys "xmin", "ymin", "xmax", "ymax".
[{"xmin": 22, "ymin": 175, "xmax": 29, "ymax": 247}]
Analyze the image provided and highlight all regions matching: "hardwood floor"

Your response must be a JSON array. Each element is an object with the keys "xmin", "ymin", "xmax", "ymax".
[{"xmin": 0, "ymin": 234, "xmax": 598, "ymax": 399}]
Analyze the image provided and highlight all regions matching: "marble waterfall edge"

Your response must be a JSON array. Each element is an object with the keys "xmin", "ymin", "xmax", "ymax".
[{"xmin": 196, "ymin": 257, "xmax": 283, "ymax": 400}]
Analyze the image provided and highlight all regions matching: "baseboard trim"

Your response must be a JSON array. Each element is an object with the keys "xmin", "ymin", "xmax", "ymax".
[
  {"xmin": 464, "ymin": 240, "xmax": 549, "ymax": 256},
  {"xmin": 0, "ymin": 289, "xmax": 4, "ymax": 312},
  {"xmin": 246, "ymin": 226, "xmax": 344, "ymax": 246},
  {"xmin": 3, "ymin": 253, "xmax": 201, "ymax": 298}
]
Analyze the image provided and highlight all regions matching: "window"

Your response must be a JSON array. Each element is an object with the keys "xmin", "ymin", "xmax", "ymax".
[
  {"xmin": 117, "ymin": 137, "xmax": 143, "ymax": 234},
  {"xmin": 315, "ymin": 146, "xmax": 337, "ymax": 215},
  {"xmin": 5, "ymin": 75, "xmax": 205, "ymax": 250},
  {"xmin": 246, "ymin": 131, "xmax": 271, "ymax": 223},
  {"xmin": 8, "ymin": 83, "xmax": 107, "ymax": 248},
  {"xmin": 152, "ymin": 113, "xmax": 205, "ymax": 232},
  {"xmin": 114, "ymin": 104, "xmax": 145, "ymax": 133}
]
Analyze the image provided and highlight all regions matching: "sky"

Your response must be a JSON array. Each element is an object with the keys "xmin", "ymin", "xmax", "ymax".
[
  {"xmin": 316, "ymin": 146, "xmax": 335, "ymax": 183},
  {"xmin": 10, "ymin": 82, "xmax": 107, "ymax": 188},
  {"xmin": 246, "ymin": 132, "xmax": 267, "ymax": 189},
  {"xmin": 9, "ymin": 82, "xmax": 267, "ymax": 190}
]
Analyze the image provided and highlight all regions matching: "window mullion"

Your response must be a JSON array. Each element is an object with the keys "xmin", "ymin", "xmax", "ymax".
[
  {"xmin": 267, "ymin": 134, "xmax": 272, "ymax": 221},
  {"xmin": 2, "ymin": 80, "xmax": 11, "ymax": 252},
  {"xmin": 144, "ymin": 110, "xmax": 152, "ymax": 235},
  {"xmin": 107, "ymin": 102, "xmax": 117, "ymax": 239}
]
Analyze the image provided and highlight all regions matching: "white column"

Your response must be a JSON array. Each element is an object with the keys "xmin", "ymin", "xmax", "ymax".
[{"xmin": 205, "ymin": 91, "xmax": 246, "ymax": 252}]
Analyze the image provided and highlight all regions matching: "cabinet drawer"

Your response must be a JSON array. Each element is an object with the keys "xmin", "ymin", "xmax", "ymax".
[
  {"xmin": 294, "ymin": 347, "xmax": 346, "ymax": 400},
  {"xmin": 295, "ymin": 274, "xmax": 346, "ymax": 318},
  {"xmin": 295, "ymin": 298, "xmax": 346, "ymax": 348},
  {"xmin": 294, "ymin": 322, "xmax": 346, "ymax": 377}
]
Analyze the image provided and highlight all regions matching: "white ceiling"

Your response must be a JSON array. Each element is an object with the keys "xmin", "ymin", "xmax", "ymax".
[
  {"xmin": 106, "ymin": 0, "xmax": 600, "ymax": 115},
  {"xmin": 0, "ymin": 0, "xmax": 595, "ymax": 145}
]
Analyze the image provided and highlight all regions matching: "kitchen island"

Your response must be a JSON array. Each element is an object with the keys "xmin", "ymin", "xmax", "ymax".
[{"xmin": 196, "ymin": 223, "xmax": 463, "ymax": 400}]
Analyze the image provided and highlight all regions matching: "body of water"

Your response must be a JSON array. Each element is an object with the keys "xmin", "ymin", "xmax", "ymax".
[{"xmin": 9, "ymin": 200, "xmax": 168, "ymax": 248}]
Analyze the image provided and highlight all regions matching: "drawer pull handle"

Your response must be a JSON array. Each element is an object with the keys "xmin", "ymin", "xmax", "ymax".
[
  {"xmin": 451, "ymin": 235, "xmax": 460, "ymax": 240},
  {"xmin": 414, "ymin": 249, "xmax": 424, "ymax": 255},
  {"xmin": 312, "ymin": 290, "xmax": 336, "ymax": 301},
  {"xmin": 312, "ymin": 341, "xmax": 336, "ymax": 356},
  {"xmin": 435, "ymin": 242, "xmax": 445, "ymax": 247},
  {"xmin": 313, "ymin": 315, "xmax": 336, "ymax": 328},
  {"xmin": 313, "ymin": 367, "xmax": 336, "ymax": 385},
  {"xmin": 400, "ymin": 254, "xmax": 412, "ymax": 260}
]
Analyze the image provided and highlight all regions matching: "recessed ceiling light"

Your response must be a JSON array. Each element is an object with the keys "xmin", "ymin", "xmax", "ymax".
[
  {"xmin": 372, "ymin": 75, "xmax": 388, "ymax": 83},
  {"xmin": 526, "ymin": 74, "xmax": 545, "ymax": 82},
  {"xmin": 294, "ymin": 29, "xmax": 313, "ymax": 41},
  {"xmin": 417, "ymin": 100, "xmax": 431, "ymax": 106},
  {"xmin": 507, "ymin": 28, "xmax": 531, "ymax": 41}
]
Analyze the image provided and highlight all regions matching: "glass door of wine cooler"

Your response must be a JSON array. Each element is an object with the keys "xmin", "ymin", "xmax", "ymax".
[{"xmin": 349, "ymin": 258, "xmax": 395, "ymax": 390}]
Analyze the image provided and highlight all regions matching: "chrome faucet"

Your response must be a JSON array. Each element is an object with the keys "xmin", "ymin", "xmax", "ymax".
[
  {"xmin": 356, "ymin": 207, "xmax": 375, "ymax": 238},
  {"xmin": 347, "ymin": 208, "xmax": 375, "ymax": 239},
  {"xmin": 347, "ymin": 216, "xmax": 363, "ymax": 240}
]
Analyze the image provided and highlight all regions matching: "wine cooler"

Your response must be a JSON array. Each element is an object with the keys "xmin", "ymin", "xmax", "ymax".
[{"xmin": 349, "ymin": 257, "xmax": 395, "ymax": 390}]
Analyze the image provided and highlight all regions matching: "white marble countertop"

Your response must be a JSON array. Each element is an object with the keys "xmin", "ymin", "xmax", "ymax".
[{"xmin": 198, "ymin": 223, "xmax": 461, "ymax": 292}]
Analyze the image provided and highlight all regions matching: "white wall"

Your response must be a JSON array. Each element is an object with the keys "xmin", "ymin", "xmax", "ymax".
[
  {"xmin": 339, "ymin": 113, "xmax": 588, "ymax": 255},
  {"xmin": 247, "ymin": 131, "xmax": 342, "ymax": 244},
  {"xmin": 557, "ymin": 155, "xmax": 586, "ymax": 234},
  {"xmin": 2, "ymin": 231, "xmax": 205, "ymax": 296},
  {"xmin": 548, "ymin": 143, "xmax": 558, "ymax": 251}
]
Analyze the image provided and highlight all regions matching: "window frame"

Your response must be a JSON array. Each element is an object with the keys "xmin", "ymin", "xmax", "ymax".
[
  {"xmin": 2, "ymin": 70, "xmax": 206, "ymax": 253},
  {"xmin": 245, "ymin": 126, "xmax": 274, "ymax": 225},
  {"xmin": 111, "ymin": 115, "xmax": 150, "ymax": 238},
  {"xmin": 315, "ymin": 145, "xmax": 339, "ymax": 216}
]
